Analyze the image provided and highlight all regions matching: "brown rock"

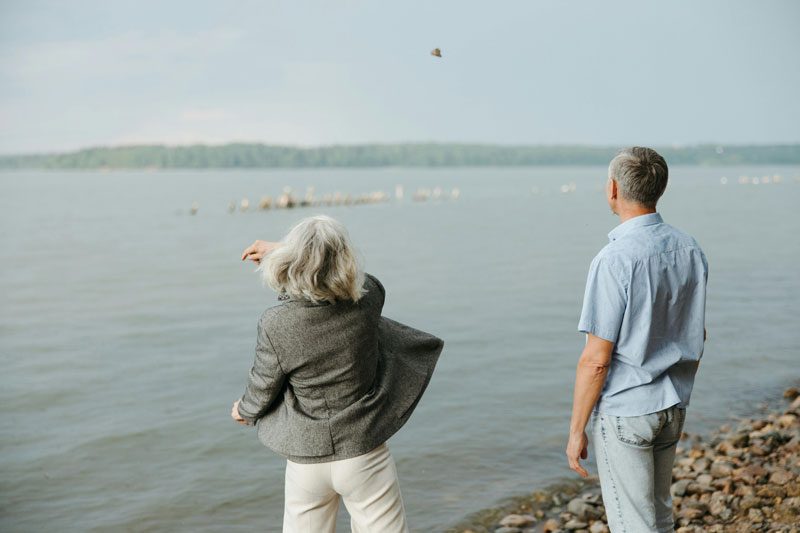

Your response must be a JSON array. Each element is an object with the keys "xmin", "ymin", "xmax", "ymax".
[
  {"xmin": 747, "ymin": 507, "xmax": 765, "ymax": 522},
  {"xmin": 789, "ymin": 396, "xmax": 800, "ymax": 414},
  {"xmin": 677, "ymin": 506, "xmax": 706, "ymax": 521},
  {"xmin": 769, "ymin": 468, "xmax": 795, "ymax": 485},
  {"xmin": 756, "ymin": 484, "xmax": 786, "ymax": 499},
  {"xmin": 785, "ymin": 481, "xmax": 800, "ymax": 497},
  {"xmin": 739, "ymin": 494, "xmax": 762, "ymax": 511},
  {"xmin": 734, "ymin": 465, "xmax": 768, "ymax": 485},
  {"xmin": 709, "ymin": 461, "xmax": 734, "ymax": 478},
  {"xmin": 778, "ymin": 414, "xmax": 797, "ymax": 428},
  {"xmin": 542, "ymin": 518, "xmax": 561, "ymax": 533},
  {"xmin": 588, "ymin": 522, "xmax": 608, "ymax": 533},
  {"xmin": 708, "ymin": 491, "xmax": 728, "ymax": 516},
  {"xmin": 778, "ymin": 496, "xmax": 800, "ymax": 512},
  {"xmin": 784, "ymin": 387, "xmax": 800, "ymax": 400}
]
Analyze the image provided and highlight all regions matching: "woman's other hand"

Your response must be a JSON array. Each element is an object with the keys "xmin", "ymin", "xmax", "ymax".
[
  {"xmin": 231, "ymin": 399, "xmax": 248, "ymax": 425},
  {"xmin": 241, "ymin": 240, "xmax": 280, "ymax": 263}
]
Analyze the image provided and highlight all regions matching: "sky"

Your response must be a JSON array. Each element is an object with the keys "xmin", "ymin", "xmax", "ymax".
[{"xmin": 0, "ymin": 0, "xmax": 798, "ymax": 154}]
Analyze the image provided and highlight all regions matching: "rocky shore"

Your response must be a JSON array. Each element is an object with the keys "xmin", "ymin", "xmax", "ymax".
[{"xmin": 449, "ymin": 387, "xmax": 800, "ymax": 533}]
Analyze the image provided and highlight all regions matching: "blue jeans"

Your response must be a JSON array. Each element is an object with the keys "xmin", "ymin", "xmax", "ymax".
[{"xmin": 590, "ymin": 405, "xmax": 686, "ymax": 533}]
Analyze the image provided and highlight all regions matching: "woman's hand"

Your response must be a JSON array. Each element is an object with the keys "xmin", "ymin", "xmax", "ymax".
[
  {"xmin": 241, "ymin": 240, "xmax": 280, "ymax": 264},
  {"xmin": 231, "ymin": 399, "xmax": 248, "ymax": 425}
]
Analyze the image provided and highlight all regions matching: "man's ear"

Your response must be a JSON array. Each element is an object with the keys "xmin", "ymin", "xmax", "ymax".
[{"xmin": 609, "ymin": 178, "xmax": 618, "ymax": 200}]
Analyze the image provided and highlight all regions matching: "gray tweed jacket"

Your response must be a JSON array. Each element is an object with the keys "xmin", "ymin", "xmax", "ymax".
[{"xmin": 237, "ymin": 274, "xmax": 443, "ymax": 463}]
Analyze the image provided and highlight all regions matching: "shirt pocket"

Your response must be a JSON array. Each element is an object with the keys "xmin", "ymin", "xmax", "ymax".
[{"xmin": 610, "ymin": 411, "xmax": 664, "ymax": 447}]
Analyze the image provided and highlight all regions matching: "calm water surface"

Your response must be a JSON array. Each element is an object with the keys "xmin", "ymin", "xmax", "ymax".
[{"xmin": 1, "ymin": 166, "xmax": 799, "ymax": 531}]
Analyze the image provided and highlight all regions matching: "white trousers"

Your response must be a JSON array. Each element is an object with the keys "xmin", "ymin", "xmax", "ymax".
[{"xmin": 283, "ymin": 443, "xmax": 409, "ymax": 533}]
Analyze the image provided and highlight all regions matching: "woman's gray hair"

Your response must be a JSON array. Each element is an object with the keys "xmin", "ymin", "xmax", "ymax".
[
  {"xmin": 608, "ymin": 147, "xmax": 669, "ymax": 208},
  {"xmin": 259, "ymin": 215, "xmax": 365, "ymax": 303}
]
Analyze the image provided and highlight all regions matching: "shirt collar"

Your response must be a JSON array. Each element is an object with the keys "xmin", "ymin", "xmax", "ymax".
[{"xmin": 608, "ymin": 212, "xmax": 663, "ymax": 242}]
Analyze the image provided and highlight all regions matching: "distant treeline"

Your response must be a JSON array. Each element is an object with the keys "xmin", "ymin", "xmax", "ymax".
[{"xmin": 1, "ymin": 143, "xmax": 799, "ymax": 169}]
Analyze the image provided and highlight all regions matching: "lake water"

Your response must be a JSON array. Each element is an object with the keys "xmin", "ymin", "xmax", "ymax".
[{"xmin": 1, "ymin": 166, "xmax": 799, "ymax": 532}]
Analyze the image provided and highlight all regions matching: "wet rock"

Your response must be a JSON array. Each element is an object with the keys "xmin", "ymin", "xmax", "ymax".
[{"xmin": 784, "ymin": 387, "xmax": 800, "ymax": 399}]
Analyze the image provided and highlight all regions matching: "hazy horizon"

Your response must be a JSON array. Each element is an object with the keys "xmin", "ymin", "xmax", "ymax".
[{"xmin": 1, "ymin": 1, "xmax": 799, "ymax": 154}]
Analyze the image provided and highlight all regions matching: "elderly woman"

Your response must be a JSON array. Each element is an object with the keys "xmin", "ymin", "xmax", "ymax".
[{"xmin": 231, "ymin": 215, "xmax": 443, "ymax": 533}]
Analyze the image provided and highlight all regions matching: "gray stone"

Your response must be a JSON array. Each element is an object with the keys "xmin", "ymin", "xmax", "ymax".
[
  {"xmin": 709, "ymin": 461, "xmax": 734, "ymax": 478},
  {"xmin": 563, "ymin": 519, "xmax": 589, "ymax": 530},
  {"xmin": 696, "ymin": 473, "xmax": 713, "ymax": 486},
  {"xmin": 588, "ymin": 522, "xmax": 609, "ymax": 533},
  {"xmin": 671, "ymin": 479, "xmax": 692, "ymax": 497},
  {"xmin": 499, "ymin": 514, "xmax": 536, "ymax": 528},
  {"xmin": 567, "ymin": 498, "xmax": 601, "ymax": 521}
]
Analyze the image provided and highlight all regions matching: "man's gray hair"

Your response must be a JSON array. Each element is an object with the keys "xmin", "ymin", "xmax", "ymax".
[
  {"xmin": 608, "ymin": 147, "xmax": 669, "ymax": 208},
  {"xmin": 259, "ymin": 215, "xmax": 365, "ymax": 303}
]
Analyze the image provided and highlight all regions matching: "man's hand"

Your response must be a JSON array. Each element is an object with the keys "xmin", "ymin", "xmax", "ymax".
[
  {"xmin": 241, "ymin": 240, "xmax": 280, "ymax": 264},
  {"xmin": 231, "ymin": 399, "xmax": 248, "ymax": 425},
  {"xmin": 566, "ymin": 334, "xmax": 613, "ymax": 478},
  {"xmin": 566, "ymin": 431, "xmax": 589, "ymax": 477}
]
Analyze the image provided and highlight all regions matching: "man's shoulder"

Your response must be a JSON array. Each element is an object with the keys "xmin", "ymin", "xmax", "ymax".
[{"xmin": 593, "ymin": 241, "xmax": 632, "ymax": 266}]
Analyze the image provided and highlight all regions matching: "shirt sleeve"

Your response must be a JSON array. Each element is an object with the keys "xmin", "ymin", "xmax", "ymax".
[
  {"xmin": 577, "ymin": 254, "xmax": 627, "ymax": 344},
  {"xmin": 237, "ymin": 311, "xmax": 286, "ymax": 426}
]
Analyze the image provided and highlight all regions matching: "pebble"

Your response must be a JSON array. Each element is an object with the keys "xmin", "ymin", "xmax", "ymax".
[
  {"xmin": 542, "ymin": 518, "xmax": 561, "ymax": 532},
  {"xmin": 769, "ymin": 469, "xmax": 795, "ymax": 485},
  {"xmin": 563, "ymin": 519, "xmax": 588, "ymax": 530},
  {"xmin": 566, "ymin": 498, "xmax": 601, "ymax": 521},
  {"xmin": 499, "ymin": 514, "xmax": 536, "ymax": 527},
  {"xmin": 671, "ymin": 479, "xmax": 692, "ymax": 497},
  {"xmin": 588, "ymin": 522, "xmax": 608, "ymax": 533}
]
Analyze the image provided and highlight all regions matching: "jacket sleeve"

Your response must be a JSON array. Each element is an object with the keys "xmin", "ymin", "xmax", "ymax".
[{"xmin": 237, "ymin": 311, "xmax": 286, "ymax": 426}]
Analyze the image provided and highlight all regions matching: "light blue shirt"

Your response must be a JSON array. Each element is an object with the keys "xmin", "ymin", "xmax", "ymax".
[{"xmin": 578, "ymin": 213, "xmax": 708, "ymax": 416}]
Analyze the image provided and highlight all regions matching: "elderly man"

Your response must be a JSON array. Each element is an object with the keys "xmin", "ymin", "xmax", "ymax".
[{"xmin": 566, "ymin": 147, "xmax": 708, "ymax": 532}]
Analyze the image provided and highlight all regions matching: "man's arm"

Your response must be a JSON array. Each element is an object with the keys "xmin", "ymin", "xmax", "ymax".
[{"xmin": 566, "ymin": 333, "xmax": 614, "ymax": 477}]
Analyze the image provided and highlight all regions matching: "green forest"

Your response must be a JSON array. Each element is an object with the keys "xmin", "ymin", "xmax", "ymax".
[{"xmin": 1, "ymin": 143, "xmax": 799, "ymax": 169}]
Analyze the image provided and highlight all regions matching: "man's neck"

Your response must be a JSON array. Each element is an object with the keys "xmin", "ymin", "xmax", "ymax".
[{"xmin": 616, "ymin": 205, "xmax": 657, "ymax": 224}]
